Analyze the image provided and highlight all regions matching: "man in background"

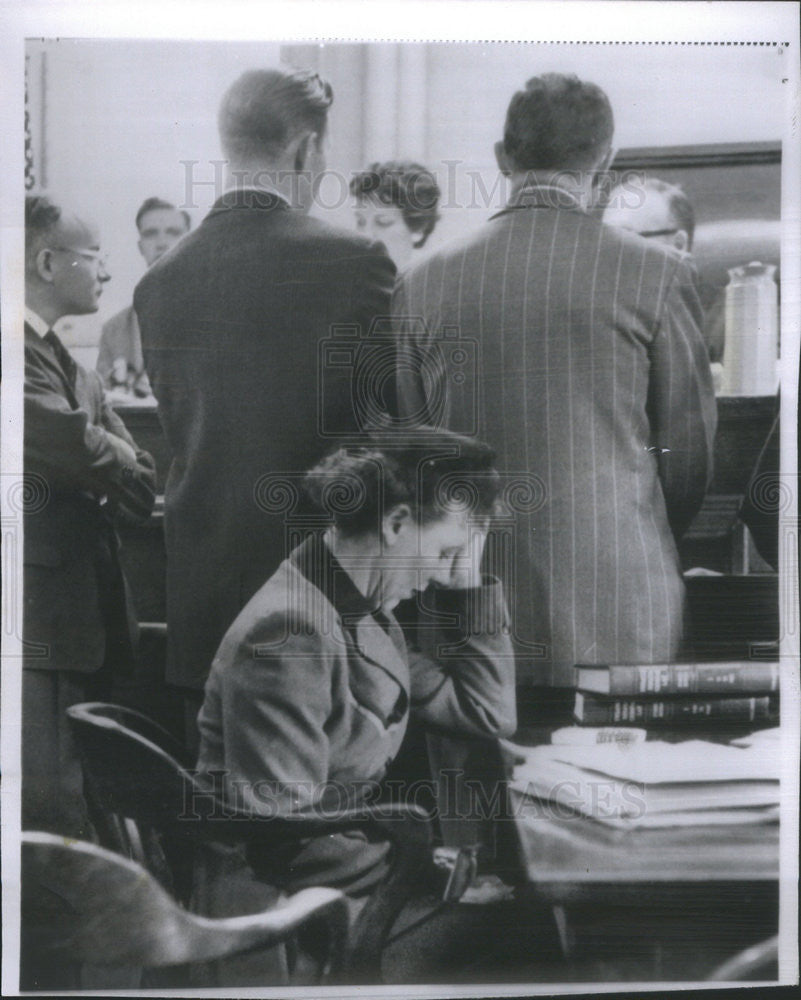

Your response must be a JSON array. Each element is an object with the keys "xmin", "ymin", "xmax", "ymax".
[
  {"xmin": 136, "ymin": 68, "xmax": 396, "ymax": 744},
  {"xmin": 23, "ymin": 194, "xmax": 156, "ymax": 835},
  {"xmin": 604, "ymin": 177, "xmax": 725, "ymax": 368},
  {"xmin": 394, "ymin": 73, "xmax": 717, "ymax": 691},
  {"xmin": 603, "ymin": 176, "xmax": 695, "ymax": 256},
  {"xmin": 96, "ymin": 197, "xmax": 190, "ymax": 400}
]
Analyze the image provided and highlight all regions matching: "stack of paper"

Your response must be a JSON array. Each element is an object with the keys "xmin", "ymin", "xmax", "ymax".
[{"xmin": 507, "ymin": 738, "xmax": 780, "ymax": 830}]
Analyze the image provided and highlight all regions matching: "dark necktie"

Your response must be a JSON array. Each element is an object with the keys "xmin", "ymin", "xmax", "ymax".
[{"xmin": 44, "ymin": 329, "xmax": 78, "ymax": 389}]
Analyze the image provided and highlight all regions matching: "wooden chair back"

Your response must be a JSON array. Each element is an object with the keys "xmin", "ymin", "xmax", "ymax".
[{"xmin": 21, "ymin": 831, "xmax": 348, "ymax": 986}]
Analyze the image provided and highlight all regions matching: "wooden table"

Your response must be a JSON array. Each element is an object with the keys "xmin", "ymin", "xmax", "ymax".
[
  {"xmin": 501, "ymin": 749, "xmax": 780, "ymax": 981},
  {"xmin": 509, "ymin": 794, "xmax": 780, "ymax": 889}
]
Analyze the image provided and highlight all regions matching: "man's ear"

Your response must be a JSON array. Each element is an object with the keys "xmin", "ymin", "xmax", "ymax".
[
  {"xmin": 293, "ymin": 131, "xmax": 317, "ymax": 173},
  {"xmin": 494, "ymin": 140, "xmax": 512, "ymax": 177},
  {"xmin": 382, "ymin": 503, "xmax": 413, "ymax": 547},
  {"xmin": 35, "ymin": 247, "xmax": 55, "ymax": 283},
  {"xmin": 136, "ymin": 238, "xmax": 146, "ymax": 261},
  {"xmin": 596, "ymin": 143, "xmax": 615, "ymax": 174}
]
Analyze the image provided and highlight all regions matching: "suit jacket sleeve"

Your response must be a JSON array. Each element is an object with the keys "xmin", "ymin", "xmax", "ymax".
[
  {"xmin": 99, "ymin": 391, "xmax": 157, "ymax": 522},
  {"xmin": 96, "ymin": 324, "xmax": 115, "ymax": 387},
  {"xmin": 351, "ymin": 241, "xmax": 397, "ymax": 427},
  {"xmin": 647, "ymin": 256, "xmax": 718, "ymax": 540},
  {"xmin": 25, "ymin": 356, "xmax": 156, "ymax": 521},
  {"xmin": 404, "ymin": 578, "xmax": 517, "ymax": 738},
  {"xmin": 392, "ymin": 276, "xmax": 447, "ymax": 426},
  {"xmin": 213, "ymin": 616, "xmax": 334, "ymax": 816},
  {"xmin": 200, "ymin": 609, "xmax": 391, "ymax": 893}
]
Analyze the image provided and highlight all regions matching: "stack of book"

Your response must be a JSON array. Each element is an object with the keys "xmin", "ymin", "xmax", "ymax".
[{"xmin": 572, "ymin": 660, "xmax": 780, "ymax": 729}]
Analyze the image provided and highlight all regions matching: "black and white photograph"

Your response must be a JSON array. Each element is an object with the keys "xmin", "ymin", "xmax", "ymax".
[{"xmin": 1, "ymin": 1, "xmax": 799, "ymax": 994}]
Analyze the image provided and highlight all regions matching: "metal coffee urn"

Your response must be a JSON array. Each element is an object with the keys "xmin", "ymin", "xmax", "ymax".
[{"xmin": 721, "ymin": 261, "xmax": 779, "ymax": 396}]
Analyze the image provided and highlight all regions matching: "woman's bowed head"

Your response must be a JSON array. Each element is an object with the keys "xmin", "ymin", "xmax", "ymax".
[
  {"xmin": 303, "ymin": 430, "xmax": 501, "ymax": 612},
  {"xmin": 351, "ymin": 160, "xmax": 441, "ymax": 267}
]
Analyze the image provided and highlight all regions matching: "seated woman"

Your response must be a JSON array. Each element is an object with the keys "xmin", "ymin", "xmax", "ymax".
[
  {"xmin": 351, "ymin": 160, "xmax": 441, "ymax": 267},
  {"xmin": 196, "ymin": 430, "xmax": 516, "ymax": 899}
]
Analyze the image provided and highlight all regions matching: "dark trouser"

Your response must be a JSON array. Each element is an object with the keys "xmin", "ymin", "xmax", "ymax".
[
  {"xmin": 22, "ymin": 667, "xmax": 110, "ymax": 839},
  {"xmin": 182, "ymin": 688, "xmax": 205, "ymax": 758}
]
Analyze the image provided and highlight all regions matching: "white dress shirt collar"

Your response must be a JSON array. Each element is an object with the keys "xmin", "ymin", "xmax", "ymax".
[
  {"xmin": 221, "ymin": 181, "xmax": 290, "ymax": 208},
  {"xmin": 24, "ymin": 307, "xmax": 51, "ymax": 339}
]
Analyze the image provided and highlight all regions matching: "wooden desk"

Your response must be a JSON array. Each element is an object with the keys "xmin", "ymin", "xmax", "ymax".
[
  {"xmin": 501, "ymin": 747, "xmax": 780, "ymax": 981},
  {"xmin": 508, "ymin": 794, "xmax": 779, "ymax": 889}
]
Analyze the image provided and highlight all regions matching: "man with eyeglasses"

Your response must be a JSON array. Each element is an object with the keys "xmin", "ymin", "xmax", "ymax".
[
  {"xmin": 23, "ymin": 193, "xmax": 157, "ymax": 837},
  {"xmin": 603, "ymin": 178, "xmax": 724, "ymax": 372},
  {"xmin": 602, "ymin": 177, "xmax": 695, "ymax": 257}
]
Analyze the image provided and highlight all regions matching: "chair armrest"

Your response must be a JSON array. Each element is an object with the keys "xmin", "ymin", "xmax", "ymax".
[
  {"xmin": 186, "ymin": 799, "xmax": 432, "ymax": 852},
  {"xmin": 138, "ymin": 621, "xmax": 168, "ymax": 639},
  {"xmin": 22, "ymin": 831, "xmax": 349, "ymax": 978},
  {"xmin": 181, "ymin": 773, "xmax": 431, "ymax": 845},
  {"xmin": 705, "ymin": 935, "xmax": 779, "ymax": 982}
]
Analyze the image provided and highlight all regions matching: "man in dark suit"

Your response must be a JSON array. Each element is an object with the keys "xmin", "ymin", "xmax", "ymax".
[
  {"xmin": 135, "ymin": 68, "xmax": 396, "ymax": 737},
  {"xmin": 23, "ymin": 194, "xmax": 156, "ymax": 836},
  {"xmin": 394, "ymin": 73, "xmax": 718, "ymax": 689}
]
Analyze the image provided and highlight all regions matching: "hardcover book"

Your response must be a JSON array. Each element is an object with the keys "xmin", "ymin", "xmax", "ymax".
[{"xmin": 574, "ymin": 661, "xmax": 780, "ymax": 696}]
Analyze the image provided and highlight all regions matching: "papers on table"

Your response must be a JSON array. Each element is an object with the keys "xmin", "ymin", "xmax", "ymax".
[
  {"xmin": 506, "ymin": 737, "xmax": 780, "ymax": 830},
  {"xmin": 730, "ymin": 726, "xmax": 782, "ymax": 748}
]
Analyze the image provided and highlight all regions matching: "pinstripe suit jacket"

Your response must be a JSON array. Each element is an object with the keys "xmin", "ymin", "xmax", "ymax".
[{"xmin": 393, "ymin": 184, "xmax": 717, "ymax": 686}]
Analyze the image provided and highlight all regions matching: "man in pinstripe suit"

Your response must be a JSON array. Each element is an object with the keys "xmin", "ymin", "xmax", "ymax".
[{"xmin": 393, "ymin": 73, "xmax": 717, "ymax": 688}]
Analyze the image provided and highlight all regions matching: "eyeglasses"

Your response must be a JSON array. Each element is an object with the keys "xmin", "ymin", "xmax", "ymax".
[
  {"xmin": 50, "ymin": 246, "xmax": 109, "ymax": 269},
  {"xmin": 637, "ymin": 229, "xmax": 679, "ymax": 240}
]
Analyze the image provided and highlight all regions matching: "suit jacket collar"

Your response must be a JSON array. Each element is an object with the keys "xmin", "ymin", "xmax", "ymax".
[
  {"xmin": 25, "ymin": 321, "xmax": 47, "ymax": 351},
  {"xmin": 25, "ymin": 322, "xmax": 81, "ymax": 408},
  {"xmin": 208, "ymin": 187, "xmax": 290, "ymax": 217},
  {"xmin": 490, "ymin": 182, "xmax": 585, "ymax": 221},
  {"xmin": 290, "ymin": 534, "xmax": 410, "ymax": 706},
  {"xmin": 290, "ymin": 532, "xmax": 378, "ymax": 624}
]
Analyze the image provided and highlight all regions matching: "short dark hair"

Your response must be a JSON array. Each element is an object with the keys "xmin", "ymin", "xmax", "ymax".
[
  {"xmin": 503, "ymin": 73, "xmax": 614, "ymax": 173},
  {"xmin": 135, "ymin": 197, "xmax": 191, "ymax": 232},
  {"xmin": 218, "ymin": 67, "xmax": 334, "ymax": 163},
  {"xmin": 304, "ymin": 430, "xmax": 500, "ymax": 538},
  {"xmin": 25, "ymin": 193, "xmax": 62, "ymax": 269},
  {"xmin": 350, "ymin": 160, "xmax": 441, "ymax": 247},
  {"xmin": 644, "ymin": 178, "xmax": 695, "ymax": 248}
]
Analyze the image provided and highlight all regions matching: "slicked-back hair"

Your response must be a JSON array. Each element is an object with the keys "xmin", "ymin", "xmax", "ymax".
[
  {"xmin": 25, "ymin": 193, "xmax": 62, "ymax": 271},
  {"xmin": 304, "ymin": 430, "xmax": 500, "ymax": 539},
  {"xmin": 503, "ymin": 73, "xmax": 614, "ymax": 173},
  {"xmin": 135, "ymin": 196, "xmax": 191, "ymax": 232},
  {"xmin": 218, "ymin": 67, "xmax": 334, "ymax": 164},
  {"xmin": 350, "ymin": 160, "xmax": 441, "ymax": 247}
]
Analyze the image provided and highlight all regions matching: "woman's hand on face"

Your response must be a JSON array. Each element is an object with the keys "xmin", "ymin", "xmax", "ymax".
[{"xmin": 447, "ymin": 519, "xmax": 489, "ymax": 589}]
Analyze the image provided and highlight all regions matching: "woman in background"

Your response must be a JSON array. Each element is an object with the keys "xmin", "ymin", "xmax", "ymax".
[{"xmin": 351, "ymin": 160, "xmax": 441, "ymax": 268}]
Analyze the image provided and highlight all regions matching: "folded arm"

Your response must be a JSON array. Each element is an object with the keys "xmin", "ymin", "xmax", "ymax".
[{"xmin": 24, "ymin": 359, "xmax": 156, "ymax": 521}]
